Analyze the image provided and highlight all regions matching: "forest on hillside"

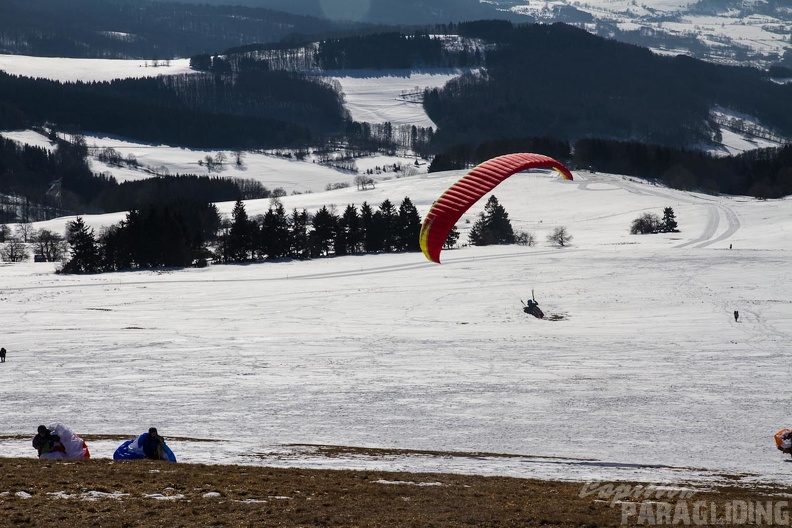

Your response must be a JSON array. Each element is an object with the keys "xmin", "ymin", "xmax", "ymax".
[
  {"xmin": 423, "ymin": 23, "xmax": 792, "ymax": 150},
  {"xmin": 163, "ymin": 0, "xmax": 513, "ymax": 25},
  {"xmin": 0, "ymin": 0, "xmax": 353, "ymax": 59},
  {"xmin": 0, "ymin": 136, "xmax": 266, "ymax": 223},
  {"xmin": 0, "ymin": 71, "xmax": 334, "ymax": 149},
  {"xmin": 2, "ymin": 16, "xmax": 792, "ymax": 217},
  {"xmin": 193, "ymin": 30, "xmax": 483, "ymax": 73},
  {"xmin": 430, "ymin": 137, "xmax": 792, "ymax": 199}
]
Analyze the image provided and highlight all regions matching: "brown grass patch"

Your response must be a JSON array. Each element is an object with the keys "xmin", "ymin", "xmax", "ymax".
[{"xmin": 1, "ymin": 458, "xmax": 791, "ymax": 527}]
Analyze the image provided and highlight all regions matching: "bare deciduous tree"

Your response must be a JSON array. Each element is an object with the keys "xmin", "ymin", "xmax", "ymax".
[
  {"xmin": 1, "ymin": 237, "xmax": 29, "ymax": 262},
  {"xmin": 15, "ymin": 223, "xmax": 33, "ymax": 243},
  {"xmin": 33, "ymin": 228, "xmax": 67, "ymax": 262},
  {"xmin": 515, "ymin": 230, "xmax": 536, "ymax": 247},
  {"xmin": 630, "ymin": 212, "xmax": 660, "ymax": 234},
  {"xmin": 546, "ymin": 226, "xmax": 573, "ymax": 247},
  {"xmin": 233, "ymin": 150, "xmax": 246, "ymax": 167},
  {"xmin": 354, "ymin": 175, "xmax": 376, "ymax": 190}
]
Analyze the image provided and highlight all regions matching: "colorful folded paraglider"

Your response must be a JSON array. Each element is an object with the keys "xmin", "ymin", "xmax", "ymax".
[
  {"xmin": 113, "ymin": 430, "xmax": 176, "ymax": 462},
  {"xmin": 419, "ymin": 152, "xmax": 574, "ymax": 264},
  {"xmin": 775, "ymin": 428, "xmax": 792, "ymax": 455},
  {"xmin": 36, "ymin": 423, "xmax": 90, "ymax": 460}
]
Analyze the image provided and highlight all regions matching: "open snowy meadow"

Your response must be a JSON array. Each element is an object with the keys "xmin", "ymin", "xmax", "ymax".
[
  {"xmin": 1, "ymin": 51, "xmax": 791, "ymax": 488},
  {"xmin": 1, "ymin": 167, "xmax": 791, "ymax": 487}
]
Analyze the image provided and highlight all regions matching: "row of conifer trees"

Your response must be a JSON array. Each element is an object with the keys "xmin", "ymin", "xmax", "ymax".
[{"xmin": 59, "ymin": 197, "xmax": 427, "ymax": 273}]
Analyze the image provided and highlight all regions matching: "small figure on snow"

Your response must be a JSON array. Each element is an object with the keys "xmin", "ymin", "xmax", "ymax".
[
  {"xmin": 522, "ymin": 290, "xmax": 545, "ymax": 319},
  {"xmin": 0, "ymin": 347, "xmax": 5, "ymax": 362},
  {"xmin": 734, "ymin": 310, "xmax": 739, "ymax": 322}
]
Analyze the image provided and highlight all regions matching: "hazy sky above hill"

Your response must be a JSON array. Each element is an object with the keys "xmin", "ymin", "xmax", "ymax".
[{"xmin": 155, "ymin": 0, "xmax": 504, "ymax": 23}]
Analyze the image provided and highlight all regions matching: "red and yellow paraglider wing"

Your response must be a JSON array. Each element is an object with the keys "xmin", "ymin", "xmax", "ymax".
[{"xmin": 419, "ymin": 153, "xmax": 573, "ymax": 263}]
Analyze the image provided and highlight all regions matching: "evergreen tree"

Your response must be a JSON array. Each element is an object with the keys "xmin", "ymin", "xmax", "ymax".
[
  {"xmin": 397, "ymin": 197, "xmax": 422, "ymax": 252},
  {"xmin": 61, "ymin": 216, "xmax": 100, "ymax": 274},
  {"xmin": 661, "ymin": 207, "xmax": 679, "ymax": 232},
  {"xmin": 310, "ymin": 205, "xmax": 337, "ymax": 257},
  {"xmin": 360, "ymin": 202, "xmax": 377, "ymax": 253},
  {"xmin": 339, "ymin": 204, "xmax": 362, "ymax": 255},
  {"xmin": 115, "ymin": 200, "xmax": 219, "ymax": 269},
  {"xmin": 260, "ymin": 203, "xmax": 290, "ymax": 259},
  {"xmin": 98, "ymin": 223, "xmax": 132, "ymax": 271},
  {"xmin": 468, "ymin": 196, "xmax": 515, "ymax": 246},
  {"xmin": 444, "ymin": 225, "xmax": 460, "ymax": 249},
  {"xmin": 377, "ymin": 199, "xmax": 399, "ymax": 252},
  {"xmin": 290, "ymin": 208, "xmax": 309, "ymax": 259},
  {"xmin": 368, "ymin": 210, "xmax": 385, "ymax": 253},
  {"xmin": 227, "ymin": 200, "xmax": 255, "ymax": 261}
]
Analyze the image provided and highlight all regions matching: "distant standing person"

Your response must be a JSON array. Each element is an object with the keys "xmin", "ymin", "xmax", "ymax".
[
  {"xmin": 734, "ymin": 310, "xmax": 739, "ymax": 322},
  {"xmin": 0, "ymin": 347, "xmax": 5, "ymax": 362}
]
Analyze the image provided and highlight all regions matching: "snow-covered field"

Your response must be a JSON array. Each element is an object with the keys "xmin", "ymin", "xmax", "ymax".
[
  {"xmin": 0, "ymin": 129, "xmax": 427, "ymax": 193},
  {"xmin": 1, "ymin": 53, "xmax": 791, "ymax": 486},
  {"xmin": 0, "ymin": 55, "xmax": 193, "ymax": 82},
  {"xmin": 0, "ymin": 56, "xmax": 457, "ymax": 131},
  {"xmin": 507, "ymin": 0, "xmax": 792, "ymax": 67},
  {"xmin": 1, "ymin": 168, "xmax": 791, "ymax": 486},
  {"xmin": 326, "ymin": 68, "xmax": 476, "ymax": 128},
  {"xmin": 0, "ymin": 57, "xmax": 460, "ymax": 184}
]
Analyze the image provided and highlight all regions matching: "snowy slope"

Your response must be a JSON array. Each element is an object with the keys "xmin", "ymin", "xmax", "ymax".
[
  {"xmin": 503, "ymin": 0, "xmax": 792, "ymax": 67},
  {"xmin": 0, "ymin": 55, "xmax": 193, "ymax": 83},
  {"xmin": 1, "ymin": 52, "xmax": 791, "ymax": 485},
  {"xmin": 0, "ymin": 169, "xmax": 790, "ymax": 486},
  {"xmin": 0, "ymin": 129, "xmax": 427, "ymax": 192},
  {"xmin": 0, "ymin": 57, "xmax": 457, "ymax": 132},
  {"xmin": 326, "ymin": 68, "xmax": 476, "ymax": 128}
]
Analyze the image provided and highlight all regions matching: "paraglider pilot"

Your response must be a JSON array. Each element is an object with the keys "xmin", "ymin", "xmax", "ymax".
[
  {"xmin": 32, "ymin": 425, "xmax": 65, "ymax": 458},
  {"xmin": 142, "ymin": 427, "xmax": 165, "ymax": 460},
  {"xmin": 522, "ymin": 290, "xmax": 545, "ymax": 319}
]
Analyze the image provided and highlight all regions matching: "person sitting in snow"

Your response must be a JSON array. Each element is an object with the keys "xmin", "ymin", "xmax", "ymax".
[
  {"xmin": 32, "ymin": 425, "xmax": 66, "ymax": 458},
  {"xmin": 141, "ymin": 427, "xmax": 166, "ymax": 460},
  {"xmin": 776, "ymin": 429, "xmax": 792, "ymax": 455}
]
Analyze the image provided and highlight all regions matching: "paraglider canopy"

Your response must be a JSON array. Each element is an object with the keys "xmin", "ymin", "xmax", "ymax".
[
  {"xmin": 419, "ymin": 153, "xmax": 573, "ymax": 263},
  {"xmin": 37, "ymin": 423, "xmax": 90, "ymax": 459},
  {"xmin": 113, "ymin": 431, "xmax": 177, "ymax": 462}
]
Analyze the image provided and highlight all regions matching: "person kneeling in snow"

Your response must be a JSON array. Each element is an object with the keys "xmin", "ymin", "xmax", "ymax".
[
  {"xmin": 775, "ymin": 429, "xmax": 792, "ymax": 456},
  {"xmin": 141, "ymin": 427, "xmax": 166, "ymax": 460},
  {"xmin": 32, "ymin": 425, "xmax": 66, "ymax": 458},
  {"xmin": 113, "ymin": 428, "xmax": 177, "ymax": 462}
]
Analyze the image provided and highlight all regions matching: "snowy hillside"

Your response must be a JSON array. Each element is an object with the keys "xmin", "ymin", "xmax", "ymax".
[
  {"xmin": 1, "ymin": 167, "xmax": 791, "ymax": 486},
  {"xmin": 0, "ymin": 57, "xmax": 469, "ymax": 195},
  {"xmin": 0, "ymin": 55, "xmax": 193, "ymax": 83},
  {"xmin": 501, "ymin": 0, "xmax": 792, "ymax": 67},
  {"xmin": 1, "ymin": 45, "xmax": 791, "ymax": 486},
  {"xmin": 0, "ymin": 55, "xmax": 462, "ymax": 139},
  {"xmin": 0, "ymin": 58, "xmax": 463, "ymax": 191}
]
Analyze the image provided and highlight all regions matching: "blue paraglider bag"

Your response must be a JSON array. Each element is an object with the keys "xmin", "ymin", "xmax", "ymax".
[{"xmin": 113, "ymin": 433, "xmax": 176, "ymax": 462}]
